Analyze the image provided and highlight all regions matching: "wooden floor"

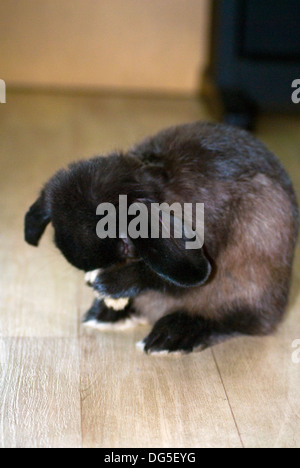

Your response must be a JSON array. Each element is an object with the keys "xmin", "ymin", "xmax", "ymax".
[{"xmin": 0, "ymin": 90, "xmax": 300, "ymax": 448}]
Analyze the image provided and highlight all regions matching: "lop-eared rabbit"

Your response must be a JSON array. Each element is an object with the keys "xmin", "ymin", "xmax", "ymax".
[{"xmin": 25, "ymin": 122, "xmax": 299, "ymax": 354}]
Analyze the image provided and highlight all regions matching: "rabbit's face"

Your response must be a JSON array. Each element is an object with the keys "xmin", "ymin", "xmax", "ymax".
[
  {"xmin": 51, "ymin": 207, "xmax": 124, "ymax": 272},
  {"xmin": 24, "ymin": 156, "xmax": 139, "ymax": 272},
  {"xmin": 25, "ymin": 155, "xmax": 211, "ymax": 288}
]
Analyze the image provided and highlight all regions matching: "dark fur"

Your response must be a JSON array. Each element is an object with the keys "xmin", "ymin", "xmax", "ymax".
[{"xmin": 24, "ymin": 122, "xmax": 299, "ymax": 353}]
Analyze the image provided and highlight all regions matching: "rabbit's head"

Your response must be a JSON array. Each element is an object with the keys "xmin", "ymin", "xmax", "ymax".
[{"xmin": 25, "ymin": 154, "xmax": 211, "ymax": 287}]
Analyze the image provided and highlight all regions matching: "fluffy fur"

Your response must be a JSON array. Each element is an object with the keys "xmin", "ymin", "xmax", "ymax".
[{"xmin": 24, "ymin": 122, "xmax": 299, "ymax": 353}]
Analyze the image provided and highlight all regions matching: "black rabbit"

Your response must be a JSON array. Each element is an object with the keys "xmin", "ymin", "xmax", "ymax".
[{"xmin": 25, "ymin": 122, "xmax": 299, "ymax": 354}]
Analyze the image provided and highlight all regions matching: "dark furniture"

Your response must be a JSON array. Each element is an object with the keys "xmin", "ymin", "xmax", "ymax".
[{"xmin": 205, "ymin": 0, "xmax": 300, "ymax": 129}]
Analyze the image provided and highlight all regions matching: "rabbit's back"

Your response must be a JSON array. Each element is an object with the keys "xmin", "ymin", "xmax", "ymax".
[{"xmin": 132, "ymin": 122, "xmax": 299, "ymax": 334}]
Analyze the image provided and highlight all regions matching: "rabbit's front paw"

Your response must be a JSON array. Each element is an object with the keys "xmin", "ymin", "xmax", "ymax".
[
  {"xmin": 90, "ymin": 263, "xmax": 146, "ymax": 299},
  {"xmin": 85, "ymin": 268, "xmax": 123, "ymax": 298}
]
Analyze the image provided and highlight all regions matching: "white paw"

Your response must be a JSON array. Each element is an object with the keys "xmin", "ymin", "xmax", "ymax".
[
  {"xmin": 83, "ymin": 316, "xmax": 148, "ymax": 332},
  {"xmin": 135, "ymin": 340, "xmax": 185, "ymax": 356},
  {"xmin": 85, "ymin": 269, "xmax": 101, "ymax": 285},
  {"xmin": 104, "ymin": 297, "xmax": 130, "ymax": 311}
]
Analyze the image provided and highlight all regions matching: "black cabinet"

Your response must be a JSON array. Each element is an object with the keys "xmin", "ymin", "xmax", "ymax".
[{"xmin": 205, "ymin": 0, "xmax": 300, "ymax": 129}]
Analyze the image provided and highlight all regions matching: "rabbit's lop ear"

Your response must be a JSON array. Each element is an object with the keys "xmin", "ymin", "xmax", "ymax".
[
  {"xmin": 25, "ymin": 191, "xmax": 51, "ymax": 246},
  {"xmin": 131, "ymin": 204, "xmax": 211, "ymax": 287}
]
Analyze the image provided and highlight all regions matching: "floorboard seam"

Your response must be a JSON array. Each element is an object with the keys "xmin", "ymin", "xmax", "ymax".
[{"xmin": 211, "ymin": 349, "xmax": 245, "ymax": 449}]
